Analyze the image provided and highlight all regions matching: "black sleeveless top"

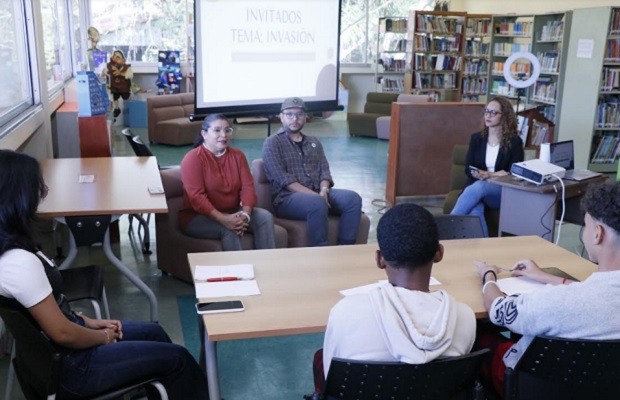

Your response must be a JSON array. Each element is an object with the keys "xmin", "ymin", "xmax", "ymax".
[{"xmin": 34, "ymin": 251, "xmax": 79, "ymax": 324}]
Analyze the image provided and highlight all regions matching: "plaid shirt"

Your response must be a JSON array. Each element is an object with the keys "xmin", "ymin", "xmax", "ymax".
[{"xmin": 262, "ymin": 129, "xmax": 334, "ymax": 207}]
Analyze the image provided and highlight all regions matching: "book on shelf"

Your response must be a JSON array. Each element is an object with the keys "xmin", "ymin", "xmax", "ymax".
[
  {"xmin": 540, "ymin": 20, "xmax": 564, "ymax": 41},
  {"xmin": 601, "ymin": 67, "xmax": 620, "ymax": 92},
  {"xmin": 610, "ymin": 9, "xmax": 620, "ymax": 35},
  {"xmin": 517, "ymin": 116, "xmax": 529, "ymax": 145},
  {"xmin": 591, "ymin": 135, "xmax": 620, "ymax": 164}
]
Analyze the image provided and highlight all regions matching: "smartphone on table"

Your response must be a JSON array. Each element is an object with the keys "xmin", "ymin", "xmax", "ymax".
[{"xmin": 195, "ymin": 300, "xmax": 245, "ymax": 314}]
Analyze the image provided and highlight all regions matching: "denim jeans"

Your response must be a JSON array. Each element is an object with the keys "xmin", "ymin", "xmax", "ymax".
[
  {"xmin": 57, "ymin": 321, "xmax": 209, "ymax": 399},
  {"xmin": 450, "ymin": 180, "xmax": 502, "ymax": 237},
  {"xmin": 184, "ymin": 207, "xmax": 276, "ymax": 251},
  {"xmin": 275, "ymin": 189, "xmax": 362, "ymax": 246}
]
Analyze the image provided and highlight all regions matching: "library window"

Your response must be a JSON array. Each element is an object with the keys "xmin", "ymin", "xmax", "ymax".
[
  {"xmin": 41, "ymin": 0, "xmax": 74, "ymax": 95},
  {"xmin": 0, "ymin": 1, "xmax": 36, "ymax": 133},
  {"xmin": 340, "ymin": 0, "xmax": 434, "ymax": 64},
  {"xmin": 90, "ymin": 0, "xmax": 193, "ymax": 63}
]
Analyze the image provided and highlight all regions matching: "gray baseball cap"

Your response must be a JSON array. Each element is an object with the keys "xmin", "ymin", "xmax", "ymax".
[{"xmin": 281, "ymin": 97, "xmax": 306, "ymax": 111}]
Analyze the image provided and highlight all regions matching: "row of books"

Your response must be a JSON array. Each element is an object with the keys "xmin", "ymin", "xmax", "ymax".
[
  {"xmin": 517, "ymin": 116, "xmax": 529, "ymax": 144},
  {"xmin": 609, "ymin": 9, "xmax": 620, "ymax": 35},
  {"xmin": 462, "ymin": 95, "xmax": 484, "ymax": 102},
  {"xmin": 413, "ymin": 36, "xmax": 462, "ymax": 52},
  {"xmin": 530, "ymin": 121, "xmax": 552, "ymax": 146},
  {"xmin": 604, "ymin": 39, "xmax": 620, "ymax": 63},
  {"xmin": 414, "ymin": 54, "xmax": 462, "ymax": 71},
  {"xmin": 384, "ymin": 18, "xmax": 407, "ymax": 33},
  {"xmin": 540, "ymin": 105, "xmax": 556, "ymax": 123},
  {"xmin": 379, "ymin": 57, "xmax": 406, "ymax": 72},
  {"xmin": 532, "ymin": 79, "xmax": 557, "ymax": 104},
  {"xmin": 539, "ymin": 20, "xmax": 564, "ymax": 41},
  {"xmin": 490, "ymin": 80, "xmax": 518, "ymax": 97},
  {"xmin": 380, "ymin": 77, "xmax": 405, "ymax": 92},
  {"xmin": 591, "ymin": 135, "xmax": 620, "ymax": 164},
  {"xmin": 463, "ymin": 59, "xmax": 488, "ymax": 75},
  {"xmin": 537, "ymin": 51, "xmax": 560, "ymax": 73},
  {"xmin": 466, "ymin": 18, "xmax": 490, "ymax": 36},
  {"xmin": 601, "ymin": 67, "xmax": 620, "ymax": 92},
  {"xmin": 462, "ymin": 77, "xmax": 488, "ymax": 95},
  {"xmin": 465, "ymin": 40, "xmax": 489, "ymax": 57},
  {"xmin": 595, "ymin": 101, "xmax": 620, "ymax": 128},
  {"xmin": 494, "ymin": 21, "xmax": 533, "ymax": 36},
  {"xmin": 493, "ymin": 43, "xmax": 531, "ymax": 56},
  {"xmin": 414, "ymin": 72, "xmax": 458, "ymax": 89},
  {"xmin": 491, "ymin": 61, "xmax": 531, "ymax": 77},
  {"xmin": 415, "ymin": 15, "xmax": 463, "ymax": 34},
  {"xmin": 381, "ymin": 38, "xmax": 407, "ymax": 52}
]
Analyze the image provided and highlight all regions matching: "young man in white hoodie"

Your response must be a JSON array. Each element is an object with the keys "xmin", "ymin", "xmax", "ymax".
[{"xmin": 318, "ymin": 203, "xmax": 476, "ymax": 390}]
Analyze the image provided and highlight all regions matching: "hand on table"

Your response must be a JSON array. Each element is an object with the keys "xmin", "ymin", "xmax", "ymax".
[{"xmin": 474, "ymin": 261, "xmax": 498, "ymax": 280}]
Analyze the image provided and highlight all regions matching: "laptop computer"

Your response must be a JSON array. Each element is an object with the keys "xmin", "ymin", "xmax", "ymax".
[{"xmin": 549, "ymin": 140, "xmax": 603, "ymax": 181}]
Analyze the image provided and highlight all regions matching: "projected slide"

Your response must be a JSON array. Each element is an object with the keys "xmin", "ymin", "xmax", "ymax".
[{"xmin": 195, "ymin": 0, "xmax": 341, "ymax": 116}]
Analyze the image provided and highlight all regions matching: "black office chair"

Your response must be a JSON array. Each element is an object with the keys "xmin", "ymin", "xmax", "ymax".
[
  {"xmin": 132, "ymin": 135, "xmax": 155, "ymax": 157},
  {"xmin": 324, "ymin": 349, "xmax": 490, "ymax": 400},
  {"xmin": 121, "ymin": 128, "xmax": 142, "ymax": 156},
  {"xmin": 116, "ymin": 133, "xmax": 155, "ymax": 254},
  {"xmin": 434, "ymin": 214, "xmax": 485, "ymax": 240},
  {"xmin": 504, "ymin": 336, "xmax": 620, "ymax": 400},
  {"xmin": 0, "ymin": 296, "xmax": 168, "ymax": 400}
]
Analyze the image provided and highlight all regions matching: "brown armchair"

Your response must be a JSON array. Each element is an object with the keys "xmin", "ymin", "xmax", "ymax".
[
  {"xmin": 146, "ymin": 93, "xmax": 202, "ymax": 146},
  {"xmin": 443, "ymin": 145, "xmax": 499, "ymax": 237},
  {"xmin": 155, "ymin": 167, "xmax": 288, "ymax": 283},
  {"xmin": 251, "ymin": 159, "xmax": 371, "ymax": 247}
]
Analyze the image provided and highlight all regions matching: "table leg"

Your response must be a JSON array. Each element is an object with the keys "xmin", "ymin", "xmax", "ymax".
[
  {"xmin": 103, "ymin": 232, "xmax": 159, "ymax": 321},
  {"xmin": 205, "ymin": 329, "xmax": 221, "ymax": 400},
  {"xmin": 499, "ymin": 187, "xmax": 557, "ymax": 241},
  {"xmin": 57, "ymin": 218, "xmax": 78, "ymax": 270}
]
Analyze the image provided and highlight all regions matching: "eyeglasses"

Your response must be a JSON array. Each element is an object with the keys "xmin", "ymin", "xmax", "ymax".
[
  {"xmin": 282, "ymin": 112, "xmax": 306, "ymax": 120},
  {"xmin": 483, "ymin": 109, "xmax": 502, "ymax": 117},
  {"xmin": 209, "ymin": 127, "xmax": 234, "ymax": 135}
]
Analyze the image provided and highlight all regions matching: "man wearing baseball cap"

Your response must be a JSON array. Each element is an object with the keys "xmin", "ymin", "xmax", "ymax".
[{"xmin": 262, "ymin": 97, "xmax": 362, "ymax": 246}]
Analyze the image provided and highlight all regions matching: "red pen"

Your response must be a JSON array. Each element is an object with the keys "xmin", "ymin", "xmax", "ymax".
[{"xmin": 205, "ymin": 277, "xmax": 242, "ymax": 282}]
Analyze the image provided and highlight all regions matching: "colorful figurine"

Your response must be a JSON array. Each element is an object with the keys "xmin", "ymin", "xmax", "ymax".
[{"xmin": 106, "ymin": 50, "xmax": 133, "ymax": 119}]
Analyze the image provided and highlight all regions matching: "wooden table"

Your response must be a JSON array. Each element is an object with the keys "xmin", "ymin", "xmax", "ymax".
[
  {"xmin": 188, "ymin": 236, "xmax": 597, "ymax": 399},
  {"xmin": 490, "ymin": 174, "xmax": 607, "ymax": 241},
  {"xmin": 38, "ymin": 156, "xmax": 168, "ymax": 321}
]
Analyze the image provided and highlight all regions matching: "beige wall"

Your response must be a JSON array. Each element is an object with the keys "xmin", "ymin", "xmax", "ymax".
[{"xmin": 451, "ymin": 0, "xmax": 617, "ymax": 14}]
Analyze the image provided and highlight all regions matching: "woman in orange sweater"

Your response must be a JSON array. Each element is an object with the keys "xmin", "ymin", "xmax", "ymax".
[{"xmin": 180, "ymin": 114, "xmax": 276, "ymax": 250}]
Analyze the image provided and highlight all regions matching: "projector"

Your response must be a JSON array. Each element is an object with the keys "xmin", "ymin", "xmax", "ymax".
[{"xmin": 510, "ymin": 159, "xmax": 566, "ymax": 185}]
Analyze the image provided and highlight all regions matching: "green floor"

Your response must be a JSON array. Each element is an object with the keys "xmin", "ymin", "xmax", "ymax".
[{"xmin": 0, "ymin": 112, "xmax": 589, "ymax": 400}]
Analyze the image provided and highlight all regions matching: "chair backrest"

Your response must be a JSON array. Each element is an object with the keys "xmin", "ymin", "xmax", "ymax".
[
  {"xmin": 251, "ymin": 159, "xmax": 274, "ymax": 213},
  {"xmin": 396, "ymin": 94, "xmax": 433, "ymax": 103},
  {"xmin": 449, "ymin": 144, "xmax": 469, "ymax": 191},
  {"xmin": 132, "ymin": 136, "xmax": 155, "ymax": 157},
  {"xmin": 505, "ymin": 336, "xmax": 620, "ymax": 400},
  {"xmin": 434, "ymin": 214, "xmax": 485, "ymax": 240},
  {"xmin": 0, "ymin": 296, "xmax": 62, "ymax": 399},
  {"xmin": 121, "ymin": 128, "xmax": 142, "ymax": 156},
  {"xmin": 324, "ymin": 349, "xmax": 489, "ymax": 400}
]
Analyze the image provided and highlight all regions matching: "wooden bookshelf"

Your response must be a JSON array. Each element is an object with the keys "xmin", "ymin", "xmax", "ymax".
[
  {"xmin": 528, "ymin": 12, "xmax": 572, "ymax": 127},
  {"xmin": 518, "ymin": 107, "xmax": 555, "ymax": 157},
  {"xmin": 375, "ymin": 17, "xmax": 408, "ymax": 93},
  {"xmin": 487, "ymin": 14, "xmax": 535, "ymax": 100},
  {"xmin": 462, "ymin": 14, "xmax": 491, "ymax": 103},
  {"xmin": 557, "ymin": 7, "xmax": 619, "ymax": 170},
  {"xmin": 404, "ymin": 10, "xmax": 466, "ymax": 101}
]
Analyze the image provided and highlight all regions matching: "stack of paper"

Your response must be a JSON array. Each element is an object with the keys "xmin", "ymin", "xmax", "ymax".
[{"xmin": 194, "ymin": 264, "xmax": 261, "ymax": 298}]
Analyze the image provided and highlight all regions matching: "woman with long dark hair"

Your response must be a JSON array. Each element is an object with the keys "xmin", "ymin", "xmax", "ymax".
[
  {"xmin": 0, "ymin": 150, "xmax": 210, "ymax": 399},
  {"xmin": 450, "ymin": 96, "xmax": 524, "ymax": 237}
]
